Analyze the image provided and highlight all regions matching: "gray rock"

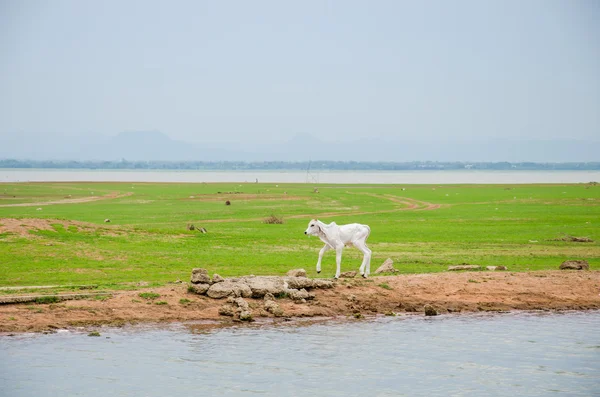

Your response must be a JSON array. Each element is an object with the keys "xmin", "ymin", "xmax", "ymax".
[
  {"xmin": 231, "ymin": 298, "xmax": 253, "ymax": 321},
  {"xmin": 212, "ymin": 274, "xmax": 225, "ymax": 283},
  {"xmin": 339, "ymin": 271, "xmax": 357, "ymax": 278},
  {"xmin": 207, "ymin": 280, "xmax": 252, "ymax": 299},
  {"xmin": 311, "ymin": 279, "xmax": 335, "ymax": 289},
  {"xmin": 239, "ymin": 310, "xmax": 253, "ymax": 321},
  {"xmin": 233, "ymin": 297, "xmax": 250, "ymax": 311},
  {"xmin": 559, "ymin": 260, "xmax": 590, "ymax": 270},
  {"xmin": 189, "ymin": 283, "xmax": 210, "ymax": 295},
  {"xmin": 191, "ymin": 268, "xmax": 211, "ymax": 284},
  {"xmin": 424, "ymin": 304, "xmax": 438, "ymax": 316},
  {"xmin": 264, "ymin": 292, "xmax": 276, "ymax": 301},
  {"xmin": 285, "ymin": 276, "xmax": 315, "ymax": 290},
  {"xmin": 448, "ymin": 265, "xmax": 481, "ymax": 271},
  {"xmin": 218, "ymin": 304, "xmax": 235, "ymax": 316},
  {"xmin": 285, "ymin": 276, "xmax": 335, "ymax": 290},
  {"xmin": 241, "ymin": 276, "xmax": 287, "ymax": 298},
  {"xmin": 264, "ymin": 300, "xmax": 284, "ymax": 317},
  {"xmin": 287, "ymin": 288, "xmax": 314, "ymax": 301},
  {"xmin": 375, "ymin": 258, "xmax": 397, "ymax": 274},
  {"xmin": 287, "ymin": 269, "xmax": 307, "ymax": 277}
]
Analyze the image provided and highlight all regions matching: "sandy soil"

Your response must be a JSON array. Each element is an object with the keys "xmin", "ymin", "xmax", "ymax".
[{"xmin": 1, "ymin": 270, "xmax": 599, "ymax": 334}]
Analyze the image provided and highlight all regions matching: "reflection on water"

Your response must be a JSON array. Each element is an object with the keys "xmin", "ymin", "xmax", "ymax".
[
  {"xmin": 2, "ymin": 169, "xmax": 600, "ymax": 184},
  {"xmin": 1, "ymin": 312, "xmax": 599, "ymax": 396}
]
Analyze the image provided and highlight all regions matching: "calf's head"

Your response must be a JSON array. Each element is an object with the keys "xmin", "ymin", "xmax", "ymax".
[{"xmin": 304, "ymin": 219, "xmax": 320, "ymax": 236}]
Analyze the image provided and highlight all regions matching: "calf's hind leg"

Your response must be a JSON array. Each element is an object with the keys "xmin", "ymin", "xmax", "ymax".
[{"xmin": 355, "ymin": 240, "xmax": 372, "ymax": 278}]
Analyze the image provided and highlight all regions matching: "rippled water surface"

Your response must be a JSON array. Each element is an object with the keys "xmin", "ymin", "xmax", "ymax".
[{"xmin": 1, "ymin": 312, "xmax": 599, "ymax": 396}]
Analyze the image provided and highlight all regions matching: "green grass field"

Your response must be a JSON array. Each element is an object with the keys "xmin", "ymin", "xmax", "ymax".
[{"xmin": 0, "ymin": 182, "xmax": 598, "ymax": 289}]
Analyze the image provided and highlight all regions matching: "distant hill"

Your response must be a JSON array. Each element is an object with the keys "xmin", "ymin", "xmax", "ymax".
[{"xmin": 1, "ymin": 131, "xmax": 598, "ymax": 162}]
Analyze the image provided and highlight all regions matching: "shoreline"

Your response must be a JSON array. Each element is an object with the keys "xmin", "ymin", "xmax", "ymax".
[{"xmin": 1, "ymin": 270, "xmax": 599, "ymax": 334}]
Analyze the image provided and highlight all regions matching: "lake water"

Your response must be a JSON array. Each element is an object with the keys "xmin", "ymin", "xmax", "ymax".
[
  {"xmin": 1, "ymin": 169, "xmax": 600, "ymax": 184},
  {"xmin": 1, "ymin": 311, "xmax": 599, "ymax": 397}
]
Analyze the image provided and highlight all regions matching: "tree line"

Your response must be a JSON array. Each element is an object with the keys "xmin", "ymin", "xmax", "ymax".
[{"xmin": 1, "ymin": 159, "xmax": 599, "ymax": 171}]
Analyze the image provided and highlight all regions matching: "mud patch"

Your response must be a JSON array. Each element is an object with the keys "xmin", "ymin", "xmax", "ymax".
[{"xmin": 0, "ymin": 218, "xmax": 103, "ymax": 238}]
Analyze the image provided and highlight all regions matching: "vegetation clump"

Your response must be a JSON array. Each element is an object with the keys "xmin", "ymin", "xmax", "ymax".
[
  {"xmin": 35, "ymin": 296, "xmax": 59, "ymax": 304},
  {"xmin": 263, "ymin": 214, "xmax": 284, "ymax": 224},
  {"xmin": 138, "ymin": 292, "xmax": 160, "ymax": 300}
]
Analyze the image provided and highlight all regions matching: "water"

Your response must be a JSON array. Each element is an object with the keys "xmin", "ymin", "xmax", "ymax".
[
  {"xmin": 1, "ymin": 312, "xmax": 599, "ymax": 396},
  {"xmin": 1, "ymin": 169, "xmax": 600, "ymax": 184}
]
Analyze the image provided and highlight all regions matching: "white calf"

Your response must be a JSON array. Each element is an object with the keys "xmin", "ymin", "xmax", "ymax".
[{"xmin": 304, "ymin": 219, "xmax": 372, "ymax": 279}]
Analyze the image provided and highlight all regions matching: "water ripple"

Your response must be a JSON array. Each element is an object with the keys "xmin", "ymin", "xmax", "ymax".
[{"xmin": 1, "ymin": 311, "xmax": 599, "ymax": 396}]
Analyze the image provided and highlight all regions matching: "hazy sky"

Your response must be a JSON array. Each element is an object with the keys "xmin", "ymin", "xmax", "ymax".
[{"xmin": 1, "ymin": 0, "xmax": 599, "ymax": 145}]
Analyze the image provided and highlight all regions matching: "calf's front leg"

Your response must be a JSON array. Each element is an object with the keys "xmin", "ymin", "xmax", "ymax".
[{"xmin": 316, "ymin": 244, "xmax": 331, "ymax": 273}]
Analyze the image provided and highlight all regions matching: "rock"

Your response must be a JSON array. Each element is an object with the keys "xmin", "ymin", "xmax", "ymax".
[
  {"xmin": 104, "ymin": 219, "xmax": 111, "ymax": 223},
  {"xmin": 311, "ymin": 279, "xmax": 335, "ymax": 289},
  {"xmin": 264, "ymin": 300, "xmax": 284, "ymax": 317},
  {"xmin": 486, "ymin": 266, "xmax": 508, "ymax": 271},
  {"xmin": 220, "ymin": 298, "xmax": 254, "ymax": 320},
  {"xmin": 189, "ymin": 283, "xmax": 210, "ymax": 295},
  {"xmin": 287, "ymin": 269, "xmax": 307, "ymax": 277},
  {"xmin": 375, "ymin": 258, "xmax": 397, "ymax": 274},
  {"xmin": 448, "ymin": 265, "xmax": 482, "ymax": 271},
  {"xmin": 287, "ymin": 288, "xmax": 314, "ymax": 301},
  {"xmin": 218, "ymin": 304, "xmax": 235, "ymax": 316},
  {"xmin": 264, "ymin": 292, "xmax": 275, "ymax": 301},
  {"xmin": 559, "ymin": 260, "xmax": 590, "ymax": 270},
  {"xmin": 207, "ymin": 280, "xmax": 252, "ymax": 299},
  {"xmin": 239, "ymin": 310, "xmax": 253, "ymax": 321},
  {"xmin": 234, "ymin": 297, "xmax": 250, "ymax": 311},
  {"xmin": 198, "ymin": 274, "xmax": 335, "ymax": 300},
  {"xmin": 424, "ymin": 304, "xmax": 438, "ymax": 316},
  {"xmin": 191, "ymin": 268, "xmax": 211, "ymax": 284},
  {"xmin": 339, "ymin": 271, "xmax": 357, "ymax": 278},
  {"xmin": 285, "ymin": 276, "xmax": 315, "ymax": 290},
  {"xmin": 241, "ymin": 276, "xmax": 287, "ymax": 298},
  {"xmin": 212, "ymin": 274, "xmax": 225, "ymax": 283},
  {"xmin": 233, "ymin": 298, "xmax": 253, "ymax": 321}
]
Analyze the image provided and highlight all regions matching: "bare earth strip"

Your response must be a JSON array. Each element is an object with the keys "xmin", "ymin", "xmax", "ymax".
[
  {"xmin": 0, "ymin": 218, "xmax": 108, "ymax": 237},
  {"xmin": 1, "ymin": 271, "xmax": 598, "ymax": 333},
  {"xmin": 0, "ymin": 191, "xmax": 134, "ymax": 207}
]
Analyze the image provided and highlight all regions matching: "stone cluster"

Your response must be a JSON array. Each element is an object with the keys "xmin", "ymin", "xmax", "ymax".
[{"xmin": 189, "ymin": 268, "xmax": 335, "ymax": 320}]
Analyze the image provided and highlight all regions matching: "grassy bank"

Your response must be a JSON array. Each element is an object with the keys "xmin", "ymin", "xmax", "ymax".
[{"xmin": 0, "ymin": 182, "xmax": 598, "ymax": 289}]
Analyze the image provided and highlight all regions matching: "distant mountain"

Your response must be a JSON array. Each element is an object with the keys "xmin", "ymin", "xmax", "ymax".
[
  {"xmin": 0, "ymin": 131, "xmax": 598, "ymax": 162},
  {"xmin": 82, "ymin": 131, "xmax": 198, "ymax": 161}
]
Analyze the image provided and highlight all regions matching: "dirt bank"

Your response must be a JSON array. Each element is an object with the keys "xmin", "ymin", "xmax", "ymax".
[{"xmin": 1, "ymin": 271, "xmax": 599, "ymax": 334}]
